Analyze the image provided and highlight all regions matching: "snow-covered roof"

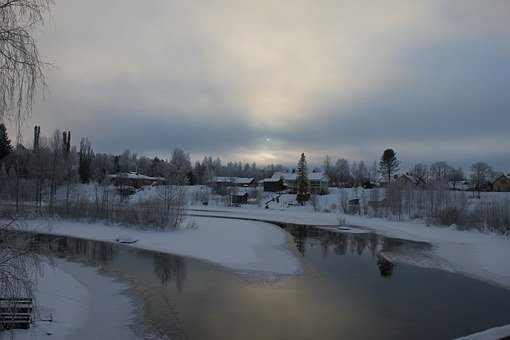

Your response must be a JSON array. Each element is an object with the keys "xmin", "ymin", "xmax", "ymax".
[
  {"xmin": 108, "ymin": 172, "xmax": 165, "ymax": 181},
  {"xmin": 213, "ymin": 177, "xmax": 255, "ymax": 184},
  {"xmin": 398, "ymin": 173, "xmax": 418, "ymax": 183},
  {"xmin": 493, "ymin": 174, "xmax": 509, "ymax": 183},
  {"xmin": 270, "ymin": 171, "xmax": 329, "ymax": 182},
  {"xmin": 259, "ymin": 177, "xmax": 283, "ymax": 183}
]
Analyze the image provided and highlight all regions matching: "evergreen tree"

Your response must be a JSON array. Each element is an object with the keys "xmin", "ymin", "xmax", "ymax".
[
  {"xmin": 296, "ymin": 153, "xmax": 310, "ymax": 205},
  {"xmin": 33, "ymin": 125, "xmax": 41, "ymax": 151},
  {"xmin": 0, "ymin": 123, "xmax": 13, "ymax": 161},
  {"xmin": 378, "ymin": 148, "xmax": 400, "ymax": 184}
]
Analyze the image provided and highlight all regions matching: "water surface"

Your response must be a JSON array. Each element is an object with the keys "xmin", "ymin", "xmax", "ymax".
[{"xmin": 29, "ymin": 226, "xmax": 510, "ymax": 340}]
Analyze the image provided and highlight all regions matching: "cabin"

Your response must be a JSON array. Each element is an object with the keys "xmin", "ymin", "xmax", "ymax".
[
  {"xmin": 230, "ymin": 193, "xmax": 248, "ymax": 206},
  {"xmin": 260, "ymin": 171, "xmax": 329, "ymax": 194},
  {"xmin": 259, "ymin": 178, "xmax": 286, "ymax": 192},
  {"xmin": 449, "ymin": 180, "xmax": 471, "ymax": 191},
  {"xmin": 107, "ymin": 172, "xmax": 165, "ymax": 189},
  {"xmin": 492, "ymin": 174, "xmax": 510, "ymax": 192},
  {"xmin": 209, "ymin": 177, "xmax": 256, "ymax": 194},
  {"xmin": 394, "ymin": 173, "xmax": 427, "ymax": 189}
]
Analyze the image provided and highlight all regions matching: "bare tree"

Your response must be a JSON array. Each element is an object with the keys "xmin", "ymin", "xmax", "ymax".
[
  {"xmin": 470, "ymin": 162, "xmax": 492, "ymax": 199},
  {"xmin": 0, "ymin": 0, "xmax": 51, "ymax": 120}
]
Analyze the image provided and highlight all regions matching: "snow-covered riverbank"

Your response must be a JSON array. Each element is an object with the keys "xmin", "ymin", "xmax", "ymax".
[
  {"xmin": 7, "ymin": 210, "xmax": 510, "ymax": 340},
  {"xmin": 9, "ymin": 259, "xmax": 137, "ymax": 340},
  {"xmin": 186, "ymin": 206, "xmax": 510, "ymax": 290},
  {"xmin": 17, "ymin": 216, "xmax": 302, "ymax": 275}
]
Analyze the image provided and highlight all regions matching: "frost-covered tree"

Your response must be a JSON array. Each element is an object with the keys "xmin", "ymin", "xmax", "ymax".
[
  {"xmin": 357, "ymin": 161, "xmax": 369, "ymax": 185},
  {"xmin": 411, "ymin": 163, "xmax": 429, "ymax": 183},
  {"xmin": 470, "ymin": 162, "xmax": 492, "ymax": 198},
  {"xmin": 430, "ymin": 161, "xmax": 453, "ymax": 184},
  {"xmin": 296, "ymin": 153, "xmax": 310, "ymax": 205},
  {"xmin": 379, "ymin": 149, "xmax": 400, "ymax": 184},
  {"xmin": 335, "ymin": 158, "xmax": 351, "ymax": 187},
  {"xmin": 450, "ymin": 167, "xmax": 465, "ymax": 189},
  {"xmin": 78, "ymin": 137, "xmax": 94, "ymax": 183},
  {"xmin": 169, "ymin": 148, "xmax": 191, "ymax": 183},
  {"xmin": 368, "ymin": 160, "xmax": 378, "ymax": 182},
  {"xmin": 323, "ymin": 155, "xmax": 337, "ymax": 186}
]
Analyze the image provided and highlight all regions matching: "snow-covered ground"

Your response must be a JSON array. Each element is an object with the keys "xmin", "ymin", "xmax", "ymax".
[
  {"xmin": 9, "ymin": 259, "xmax": 137, "ymax": 340},
  {"xmin": 455, "ymin": 324, "xmax": 510, "ymax": 340},
  {"xmin": 18, "ymin": 216, "xmax": 302, "ymax": 275}
]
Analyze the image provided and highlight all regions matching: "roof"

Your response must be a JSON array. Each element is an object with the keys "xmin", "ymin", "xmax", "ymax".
[
  {"xmin": 271, "ymin": 171, "xmax": 329, "ymax": 181},
  {"xmin": 398, "ymin": 173, "xmax": 418, "ymax": 183},
  {"xmin": 493, "ymin": 174, "xmax": 509, "ymax": 183},
  {"xmin": 259, "ymin": 177, "xmax": 283, "ymax": 183},
  {"xmin": 213, "ymin": 177, "xmax": 255, "ymax": 184},
  {"xmin": 107, "ymin": 172, "xmax": 165, "ymax": 181}
]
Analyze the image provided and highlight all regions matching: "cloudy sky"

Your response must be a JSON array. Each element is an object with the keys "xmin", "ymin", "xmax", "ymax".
[{"xmin": 22, "ymin": 0, "xmax": 510, "ymax": 168}]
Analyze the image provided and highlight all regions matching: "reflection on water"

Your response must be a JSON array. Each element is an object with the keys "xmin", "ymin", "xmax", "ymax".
[
  {"xmin": 28, "ymin": 228, "xmax": 510, "ymax": 340},
  {"xmin": 281, "ymin": 224, "xmax": 428, "ymax": 279},
  {"xmin": 154, "ymin": 254, "xmax": 187, "ymax": 291},
  {"xmin": 377, "ymin": 255, "xmax": 394, "ymax": 278}
]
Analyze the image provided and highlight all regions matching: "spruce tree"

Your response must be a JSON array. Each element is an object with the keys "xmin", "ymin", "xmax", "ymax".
[
  {"xmin": 378, "ymin": 148, "xmax": 400, "ymax": 184},
  {"xmin": 0, "ymin": 123, "xmax": 13, "ymax": 161},
  {"xmin": 33, "ymin": 125, "xmax": 41, "ymax": 151},
  {"xmin": 296, "ymin": 153, "xmax": 310, "ymax": 205}
]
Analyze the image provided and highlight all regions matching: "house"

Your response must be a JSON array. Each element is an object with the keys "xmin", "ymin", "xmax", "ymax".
[
  {"xmin": 211, "ymin": 177, "xmax": 256, "ymax": 187},
  {"xmin": 261, "ymin": 171, "xmax": 329, "ymax": 194},
  {"xmin": 259, "ymin": 177, "xmax": 286, "ymax": 192},
  {"xmin": 394, "ymin": 173, "xmax": 427, "ymax": 189},
  {"xmin": 449, "ymin": 180, "xmax": 471, "ymax": 191},
  {"xmin": 107, "ymin": 172, "xmax": 165, "ymax": 189},
  {"xmin": 210, "ymin": 176, "xmax": 256, "ymax": 194},
  {"xmin": 492, "ymin": 174, "xmax": 510, "ymax": 192},
  {"xmin": 230, "ymin": 193, "xmax": 248, "ymax": 206}
]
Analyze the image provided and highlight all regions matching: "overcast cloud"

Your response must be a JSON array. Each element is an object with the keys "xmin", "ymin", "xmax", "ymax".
[{"xmin": 16, "ymin": 0, "xmax": 510, "ymax": 169}]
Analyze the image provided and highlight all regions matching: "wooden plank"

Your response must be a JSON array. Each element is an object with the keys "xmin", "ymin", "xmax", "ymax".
[{"xmin": 0, "ymin": 298, "xmax": 33, "ymax": 330}]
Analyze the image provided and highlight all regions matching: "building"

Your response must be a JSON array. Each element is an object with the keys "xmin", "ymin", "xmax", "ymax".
[
  {"xmin": 211, "ymin": 177, "xmax": 256, "ymax": 187},
  {"xmin": 448, "ymin": 180, "xmax": 471, "ymax": 191},
  {"xmin": 261, "ymin": 171, "xmax": 329, "ymax": 194},
  {"xmin": 210, "ymin": 176, "xmax": 256, "ymax": 194},
  {"xmin": 394, "ymin": 173, "xmax": 427, "ymax": 189},
  {"xmin": 259, "ymin": 177, "xmax": 286, "ymax": 192},
  {"xmin": 107, "ymin": 172, "xmax": 166, "ymax": 189},
  {"xmin": 492, "ymin": 174, "xmax": 510, "ymax": 192},
  {"xmin": 230, "ymin": 193, "xmax": 249, "ymax": 206}
]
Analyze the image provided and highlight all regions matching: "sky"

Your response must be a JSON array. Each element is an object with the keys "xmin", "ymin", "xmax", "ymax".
[{"xmin": 14, "ymin": 0, "xmax": 510, "ymax": 169}]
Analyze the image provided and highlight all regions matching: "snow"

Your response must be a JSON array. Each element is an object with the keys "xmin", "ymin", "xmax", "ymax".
[
  {"xmin": 10, "ymin": 259, "xmax": 137, "ymax": 340},
  {"xmin": 213, "ymin": 176, "xmax": 254, "ymax": 185},
  {"xmin": 18, "ymin": 217, "xmax": 302, "ymax": 275},
  {"xmin": 108, "ymin": 172, "xmax": 165, "ymax": 181},
  {"xmin": 455, "ymin": 323, "xmax": 510, "ymax": 340}
]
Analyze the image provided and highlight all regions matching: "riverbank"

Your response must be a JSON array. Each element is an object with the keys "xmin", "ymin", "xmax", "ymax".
[
  {"xmin": 186, "ymin": 206, "xmax": 510, "ymax": 290},
  {"xmin": 9, "ymin": 259, "xmax": 137, "ymax": 340},
  {"xmin": 16, "ymin": 216, "xmax": 302, "ymax": 275},
  {"xmin": 6, "ymin": 211, "xmax": 510, "ymax": 340}
]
